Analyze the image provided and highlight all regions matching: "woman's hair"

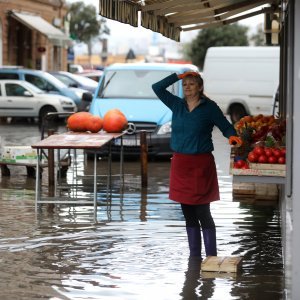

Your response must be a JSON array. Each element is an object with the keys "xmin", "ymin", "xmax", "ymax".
[{"xmin": 183, "ymin": 73, "xmax": 204, "ymax": 95}]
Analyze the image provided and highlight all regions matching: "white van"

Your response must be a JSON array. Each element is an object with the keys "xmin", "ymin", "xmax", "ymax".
[{"xmin": 202, "ymin": 46, "xmax": 280, "ymax": 123}]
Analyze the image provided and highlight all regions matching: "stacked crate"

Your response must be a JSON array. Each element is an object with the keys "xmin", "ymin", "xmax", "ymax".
[{"xmin": 232, "ymin": 182, "xmax": 279, "ymax": 204}]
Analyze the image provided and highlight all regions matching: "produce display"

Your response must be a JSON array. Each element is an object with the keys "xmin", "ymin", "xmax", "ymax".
[
  {"xmin": 102, "ymin": 109, "xmax": 128, "ymax": 133},
  {"xmin": 67, "ymin": 109, "xmax": 128, "ymax": 133},
  {"xmin": 67, "ymin": 112, "xmax": 100, "ymax": 132},
  {"xmin": 232, "ymin": 114, "xmax": 286, "ymax": 169}
]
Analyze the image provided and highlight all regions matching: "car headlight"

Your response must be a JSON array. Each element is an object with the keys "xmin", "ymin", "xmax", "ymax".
[
  {"xmin": 59, "ymin": 98, "xmax": 74, "ymax": 105},
  {"xmin": 157, "ymin": 121, "xmax": 172, "ymax": 135}
]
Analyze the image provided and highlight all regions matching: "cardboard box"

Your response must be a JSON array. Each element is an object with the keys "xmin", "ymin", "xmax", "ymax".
[
  {"xmin": 249, "ymin": 162, "xmax": 286, "ymax": 171},
  {"xmin": 0, "ymin": 146, "xmax": 43, "ymax": 165},
  {"xmin": 230, "ymin": 160, "xmax": 286, "ymax": 177}
]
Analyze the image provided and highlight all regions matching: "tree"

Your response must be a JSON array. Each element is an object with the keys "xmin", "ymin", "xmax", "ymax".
[
  {"xmin": 185, "ymin": 24, "xmax": 249, "ymax": 69},
  {"xmin": 68, "ymin": 1, "xmax": 109, "ymax": 60},
  {"xmin": 249, "ymin": 25, "xmax": 265, "ymax": 46}
]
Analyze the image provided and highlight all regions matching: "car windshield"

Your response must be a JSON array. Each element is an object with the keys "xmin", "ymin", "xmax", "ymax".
[{"xmin": 98, "ymin": 70, "xmax": 179, "ymax": 98}]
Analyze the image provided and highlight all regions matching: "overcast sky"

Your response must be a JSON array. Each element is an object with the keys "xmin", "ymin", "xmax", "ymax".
[
  {"xmin": 67, "ymin": 0, "xmax": 264, "ymax": 55},
  {"xmin": 67, "ymin": 0, "xmax": 264, "ymax": 37}
]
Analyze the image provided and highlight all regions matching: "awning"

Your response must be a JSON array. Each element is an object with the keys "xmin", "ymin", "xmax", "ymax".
[
  {"xmin": 99, "ymin": 0, "xmax": 281, "ymax": 42},
  {"xmin": 10, "ymin": 11, "xmax": 70, "ymax": 47}
]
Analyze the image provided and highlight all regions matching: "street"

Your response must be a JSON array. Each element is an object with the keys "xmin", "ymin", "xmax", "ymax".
[{"xmin": 0, "ymin": 120, "xmax": 284, "ymax": 299}]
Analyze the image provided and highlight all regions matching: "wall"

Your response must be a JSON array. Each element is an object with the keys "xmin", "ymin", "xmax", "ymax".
[
  {"xmin": 0, "ymin": 0, "xmax": 68, "ymax": 70},
  {"xmin": 281, "ymin": 0, "xmax": 300, "ymax": 298},
  {"xmin": 0, "ymin": 19, "xmax": 2, "ymax": 65},
  {"xmin": 74, "ymin": 54, "xmax": 146, "ymax": 68},
  {"xmin": 291, "ymin": 0, "xmax": 300, "ymax": 298}
]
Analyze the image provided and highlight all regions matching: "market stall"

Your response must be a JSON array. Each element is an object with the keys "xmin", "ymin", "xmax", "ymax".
[
  {"xmin": 230, "ymin": 114, "xmax": 286, "ymax": 202},
  {"xmin": 31, "ymin": 131, "xmax": 124, "ymax": 217}
]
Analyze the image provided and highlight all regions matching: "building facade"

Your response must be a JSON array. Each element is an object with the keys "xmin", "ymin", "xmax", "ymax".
[{"xmin": 0, "ymin": 0, "xmax": 70, "ymax": 71}]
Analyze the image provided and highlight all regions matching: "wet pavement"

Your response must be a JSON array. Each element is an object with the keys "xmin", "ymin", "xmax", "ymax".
[{"xmin": 0, "ymin": 121, "xmax": 284, "ymax": 299}]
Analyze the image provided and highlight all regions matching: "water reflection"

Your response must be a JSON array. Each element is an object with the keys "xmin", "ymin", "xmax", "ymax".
[
  {"xmin": 0, "ymin": 123, "xmax": 284, "ymax": 299},
  {"xmin": 181, "ymin": 257, "xmax": 207, "ymax": 300}
]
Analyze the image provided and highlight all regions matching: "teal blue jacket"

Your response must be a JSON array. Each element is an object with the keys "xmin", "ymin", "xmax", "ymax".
[{"xmin": 152, "ymin": 73, "xmax": 236, "ymax": 154}]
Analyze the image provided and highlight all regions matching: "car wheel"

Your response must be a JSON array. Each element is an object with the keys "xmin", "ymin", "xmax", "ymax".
[
  {"xmin": 39, "ymin": 106, "xmax": 57, "ymax": 123},
  {"xmin": 229, "ymin": 104, "xmax": 247, "ymax": 124}
]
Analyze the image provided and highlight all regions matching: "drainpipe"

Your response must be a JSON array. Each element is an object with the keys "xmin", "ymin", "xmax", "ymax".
[{"xmin": 58, "ymin": 0, "xmax": 64, "ymax": 20}]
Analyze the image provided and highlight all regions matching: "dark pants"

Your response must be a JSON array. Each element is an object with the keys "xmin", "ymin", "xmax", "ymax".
[{"xmin": 181, "ymin": 203, "xmax": 215, "ymax": 230}]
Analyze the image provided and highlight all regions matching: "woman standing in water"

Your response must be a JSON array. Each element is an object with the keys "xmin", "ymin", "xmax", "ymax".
[{"xmin": 152, "ymin": 71, "xmax": 241, "ymax": 259}]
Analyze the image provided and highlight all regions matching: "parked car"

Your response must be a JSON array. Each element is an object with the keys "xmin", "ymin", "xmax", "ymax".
[
  {"xmin": 68, "ymin": 64, "xmax": 84, "ymax": 73},
  {"xmin": 0, "ymin": 80, "xmax": 76, "ymax": 120},
  {"xmin": 89, "ymin": 62, "xmax": 199, "ymax": 158},
  {"xmin": 0, "ymin": 67, "xmax": 93, "ymax": 111},
  {"xmin": 50, "ymin": 71, "xmax": 98, "ymax": 94},
  {"xmin": 77, "ymin": 70, "xmax": 103, "ymax": 82}
]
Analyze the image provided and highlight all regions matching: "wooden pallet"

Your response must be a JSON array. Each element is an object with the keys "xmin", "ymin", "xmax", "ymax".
[
  {"xmin": 201, "ymin": 271, "xmax": 238, "ymax": 279},
  {"xmin": 201, "ymin": 256, "xmax": 243, "ymax": 273}
]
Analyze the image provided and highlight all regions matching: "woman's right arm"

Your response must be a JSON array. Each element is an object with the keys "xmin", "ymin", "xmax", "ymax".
[{"xmin": 152, "ymin": 73, "xmax": 180, "ymax": 110}]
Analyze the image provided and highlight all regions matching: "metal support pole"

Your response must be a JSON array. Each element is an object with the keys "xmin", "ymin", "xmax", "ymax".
[
  {"xmin": 93, "ymin": 151, "xmax": 97, "ymax": 222},
  {"xmin": 120, "ymin": 136, "xmax": 124, "ymax": 183},
  {"xmin": 140, "ymin": 130, "xmax": 148, "ymax": 187},
  {"xmin": 108, "ymin": 141, "xmax": 112, "ymax": 189},
  {"xmin": 35, "ymin": 148, "xmax": 41, "ymax": 213},
  {"xmin": 47, "ymin": 129, "xmax": 55, "ymax": 211}
]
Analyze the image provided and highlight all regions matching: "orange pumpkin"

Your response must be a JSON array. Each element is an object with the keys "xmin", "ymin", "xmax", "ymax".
[
  {"xmin": 67, "ymin": 112, "xmax": 92, "ymax": 132},
  {"xmin": 103, "ymin": 109, "xmax": 128, "ymax": 133},
  {"xmin": 106, "ymin": 109, "xmax": 125, "ymax": 117},
  {"xmin": 85, "ymin": 115, "xmax": 103, "ymax": 133}
]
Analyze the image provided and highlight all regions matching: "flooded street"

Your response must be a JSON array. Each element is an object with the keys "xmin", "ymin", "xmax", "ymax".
[{"xmin": 0, "ymin": 121, "xmax": 284, "ymax": 300}]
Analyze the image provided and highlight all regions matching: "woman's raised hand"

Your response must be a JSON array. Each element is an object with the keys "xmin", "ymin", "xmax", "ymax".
[{"xmin": 178, "ymin": 71, "xmax": 200, "ymax": 79}]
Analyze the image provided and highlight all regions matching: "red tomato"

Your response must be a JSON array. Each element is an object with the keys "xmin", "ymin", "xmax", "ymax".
[
  {"xmin": 264, "ymin": 148, "xmax": 274, "ymax": 157},
  {"xmin": 278, "ymin": 156, "xmax": 286, "ymax": 164},
  {"xmin": 253, "ymin": 146, "xmax": 265, "ymax": 156},
  {"xmin": 258, "ymin": 155, "xmax": 268, "ymax": 163},
  {"xmin": 235, "ymin": 160, "xmax": 246, "ymax": 169},
  {"xmin": 241, "ymin": 163, "xmax": 249, "ymax": 169},
  {"xmin": 272, "ymin": 148, "xmax": 282, "ymax": 158},
  {"xmin": 247, "ymin": 151, "xmax": 258, "ymax": 163},
  {"xmin": 268, "ymin": 156, "xmax": 278, "ymax": 164},
  {"xmin": 280, "ymin": 148, "xmax": 286, "ymax": 157}
]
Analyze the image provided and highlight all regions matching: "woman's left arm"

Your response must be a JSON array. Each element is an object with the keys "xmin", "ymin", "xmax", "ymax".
[
  {"xmin": 211, "ymin": 101, "xmax": 237, "ymax": 138},
  {"xmin": 211, "ymin": 102, "xmax": 243, "ymax": 146}
]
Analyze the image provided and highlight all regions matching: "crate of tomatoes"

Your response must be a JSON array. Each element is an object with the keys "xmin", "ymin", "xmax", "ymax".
[{"xmin": 230, "ymin": 114, "xmax": 286, "ymax": 177}]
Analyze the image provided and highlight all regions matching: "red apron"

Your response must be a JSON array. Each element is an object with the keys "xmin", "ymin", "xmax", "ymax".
[{"xmin": 169, "ymin": 152, "xmax": 220, "ymax": 205}]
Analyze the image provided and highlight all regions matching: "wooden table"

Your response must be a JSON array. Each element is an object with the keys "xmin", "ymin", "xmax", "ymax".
[{"xmin": 31, "ymin": 131, "xmax": 124, "ymax": 217}]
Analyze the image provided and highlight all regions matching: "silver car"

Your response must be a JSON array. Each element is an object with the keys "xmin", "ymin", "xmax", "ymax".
[
  {"xmin": 50, "ymin": 71, "xmax": 98, "ymax": 94},
  {"xmin": 0, "ymin": 80, "xmax": 76, "ymax": 121}
]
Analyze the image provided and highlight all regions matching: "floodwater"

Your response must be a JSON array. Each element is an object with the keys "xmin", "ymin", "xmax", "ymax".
[{"xmin": 0, "ymin": 121, "xmax": 284, "ymax": 300}]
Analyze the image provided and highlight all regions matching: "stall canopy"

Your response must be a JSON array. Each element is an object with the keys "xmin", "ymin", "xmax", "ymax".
[
  {"xmin": 10, "ymin": 11, "xmax": 70, "ymax": 46},
  {"xmin": 99, "ymin": 0, "xmax": 280, "ymax": 41}
]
